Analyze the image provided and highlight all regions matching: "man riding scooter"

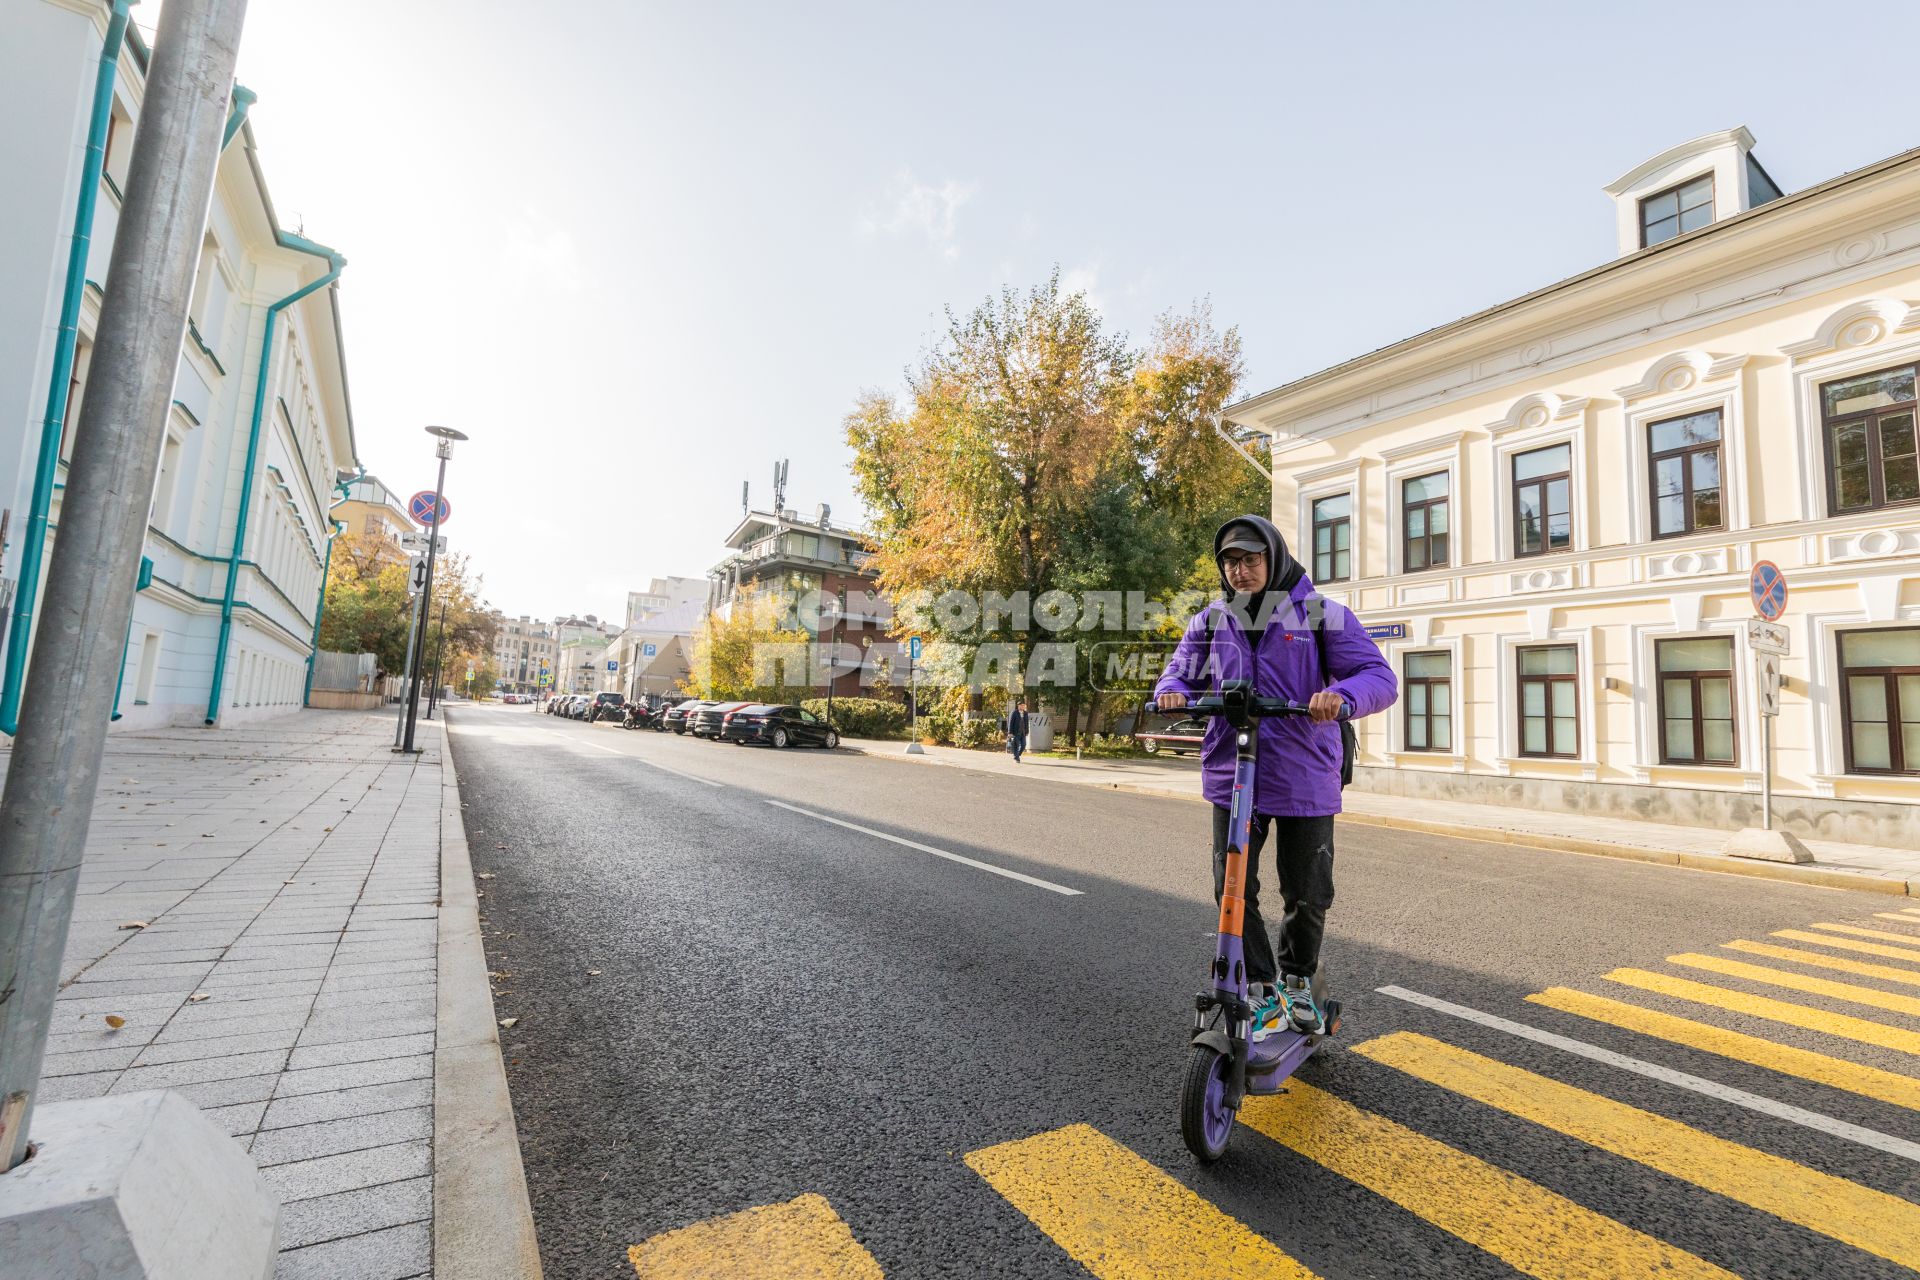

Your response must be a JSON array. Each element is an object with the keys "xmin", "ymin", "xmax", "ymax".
[{"xmin": 1153, "ymin": 514, "xmax": 1396, "ymax": 1038}]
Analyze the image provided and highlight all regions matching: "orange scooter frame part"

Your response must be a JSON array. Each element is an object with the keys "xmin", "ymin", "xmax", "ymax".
[{"xmin": 1217, "ymin": 847, "xmax": 1247, "ymax": 937}]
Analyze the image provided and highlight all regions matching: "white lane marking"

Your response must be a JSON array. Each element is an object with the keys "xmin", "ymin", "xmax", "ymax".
[
  {"xmin": 765, "ymin": 800, "xmax": 1082, "ymax": 897},
  {"xmin": 579, "ymin": 739, "xmax": 724, "ymax": 788},
  {"xmin": 1376, "ymin": 984, "xmax": 1920, "ymax": 1164}
]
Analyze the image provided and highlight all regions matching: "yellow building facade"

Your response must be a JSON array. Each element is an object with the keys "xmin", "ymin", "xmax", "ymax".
[{"xmin": 1229, "ymin": 130, "xmax": 1919, "ymax": 846}]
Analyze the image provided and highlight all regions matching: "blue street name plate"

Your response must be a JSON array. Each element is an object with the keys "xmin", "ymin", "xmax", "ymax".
[{"xmin": 1364, "ymin": 623, "xmax": 1408, "ymax": 640}]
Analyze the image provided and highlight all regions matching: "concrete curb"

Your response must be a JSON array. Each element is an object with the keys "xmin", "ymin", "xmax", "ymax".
[
  {"xmin": 433, "ymin": 717, "xmax": 544, "ymax": 1279},
  {"xmin": 847, "ymin": 743, "xmax": 1916, "ymax": 898}
]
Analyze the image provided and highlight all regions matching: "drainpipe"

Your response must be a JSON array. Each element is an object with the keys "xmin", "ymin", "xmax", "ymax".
[
  {"xmin": 222, "ymin": 83, "xmax": 254, "ymax": 147},
  {"xmin": 302, "ymin": 467, "xmax": 362, "ymax": 706},
  {"xmin": 0, "ymin": 0, "xmax": 134, "ymax": 736},
  {"xmin": 204, "ymin": 233, "xmax": 345, "ymax": 725}
]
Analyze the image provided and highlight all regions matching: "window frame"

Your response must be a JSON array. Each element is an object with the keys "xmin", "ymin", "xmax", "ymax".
[
  {"xmin": 1819, "ymin": 362, "xmax": 1919, "ymax": 517},
  {"xmin": 1516, "ymin": 644, "xmax": 1579, "ymax": 760},
  {"xmin": 1310, "ymin": 492, "xmax": 1353, "ymax": 584},
  {"xmin": 1654, "ymin": 636, "xmax": 1738, "ymax": 767},
  {"xmin": 1401, "ymin": 471, "xmax": 1450, "ymax": 573},
  {"xmin": 1837, "ymin": 626, "xmax": 1920, "ymax": 777},
  {"xmin": 1401, "ymin": 650, "xmax": 1453, "ymax": 754},
  {"xmin": 1647, "ymin": 408, "xmax": 1726, "ymax": 539},
  {"xmin": 1511, "ymin": 443, "xmax": 1573, "ymax": 558},
  {"xmin": 1639, "ymin": 173, "xmax": 1715, "ymax": 248}
]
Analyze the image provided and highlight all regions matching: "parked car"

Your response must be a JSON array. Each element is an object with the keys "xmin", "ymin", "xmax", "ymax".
[
  {"xmin": 1136, "ymin": 716, "xmax": 1207, "ymax": 756},
  {"xmin": 587, "ymin": 691, "xmax": 626, "ymax": 722},
  {"xmin": 663, "ymin": 700, "xmax": 711, "ymax": 734},
  {"xmin": 691, "ymin": 701, "xmax": 753, "ymax": 739},
  {"xmin": 721, "ymin": 703, "xmax": 839, "ymax": 749},
  {"xmin": 544, "ymin": 696, "xmax": 562, "ymax": 715},
  {"xmin": 568, "ymin": 695, "xmax": 594, "ymax": 720}
]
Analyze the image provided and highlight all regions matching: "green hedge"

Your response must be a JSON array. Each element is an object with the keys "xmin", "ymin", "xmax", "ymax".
[{"xmin": 799, "ymin": 697, "xmax": 908, "ymax": 739}]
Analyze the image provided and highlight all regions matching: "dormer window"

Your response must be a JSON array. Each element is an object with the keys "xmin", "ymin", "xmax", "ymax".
[{"xmin": 1640, "ymin": 175, "xmax": 1713, "ymax": 247}]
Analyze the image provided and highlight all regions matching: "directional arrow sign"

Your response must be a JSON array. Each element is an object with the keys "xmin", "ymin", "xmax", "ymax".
[
  {"xmin": 407, "ymin": 554, "xmax": 429, "ymax": 597},
  {"xmin": 1746, "ymin": 618, "xmax": 1789, "ymax": 656}
]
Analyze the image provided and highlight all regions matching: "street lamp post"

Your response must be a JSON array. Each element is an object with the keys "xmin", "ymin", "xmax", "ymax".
[{"xmin": 400, "ymin": 425, "xmax": 465, "ymax": 754}]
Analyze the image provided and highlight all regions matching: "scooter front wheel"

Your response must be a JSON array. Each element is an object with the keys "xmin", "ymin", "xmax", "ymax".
[{"xmin": 1180, "ymin": 1044, "xmax": 1236, "ymax": 1163}]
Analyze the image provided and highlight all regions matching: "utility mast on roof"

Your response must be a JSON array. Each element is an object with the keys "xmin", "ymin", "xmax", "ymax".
[{"xmin": 772, "ymin": 458, "xmax": 788, "ymax": 514}]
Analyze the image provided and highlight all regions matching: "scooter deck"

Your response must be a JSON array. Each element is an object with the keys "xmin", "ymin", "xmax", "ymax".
[{"xmin": 1244, "ymin": 1026, "xmax": 1328, "ymax": 1095}]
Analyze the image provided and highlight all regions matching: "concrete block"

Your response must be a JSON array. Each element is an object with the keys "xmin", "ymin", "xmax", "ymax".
[
  {"xmin": 0, "ymin": 1090, "xmax": 279, "ymax": 1280},
  {"xmin": 1723, "ymin": 827, "xmax": 1814, "ymax": 864}
]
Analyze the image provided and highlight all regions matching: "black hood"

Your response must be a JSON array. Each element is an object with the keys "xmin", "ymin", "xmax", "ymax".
[{"xmin": 1214, "ymin": 513, "xmax": 1305, "ymax": 629}]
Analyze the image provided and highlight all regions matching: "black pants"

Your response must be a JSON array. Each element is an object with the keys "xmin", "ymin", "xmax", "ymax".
[{"xmin": 1212, "ymin": 807, "xmax": 1335, "ymax": 986}]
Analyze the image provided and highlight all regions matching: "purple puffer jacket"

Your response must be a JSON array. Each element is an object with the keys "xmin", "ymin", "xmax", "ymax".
[{"xmin": 1152, "ymin": 579, "xmax": 1397, "ymax": 816}]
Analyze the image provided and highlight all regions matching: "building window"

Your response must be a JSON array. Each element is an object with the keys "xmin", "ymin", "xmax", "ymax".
[
  {"xmin": 151, "ymin": 433, "xmax": 183, "ymax": 532},
  {"xmin": 1657, "ymin": 637, "xmax": 1736, "ymax": 765},
  {"xmin": 1640, "ymin": 174, "xmax": 1713, "ymax": 247},
  {"xmin": 1402, "ymin": 472, "xmax": 1449, "ymax": 571},
  {"xmin": 1821, "ymin": 364, "xmax": 1918, "ymax": 515},
  {"xmin": 1311, "ymin": 494, "xmax": 1352, "ymax": 583},
  {"xmin": 1403, "ymin": 651, "xmax": 1451, "ymax": 752},
  {"xmin": 1517, "ymin": 645, "xmax": 1578, "ymax": 758},
  {"xmin": 1648, "ymin": 409, "xmax": 1723, "ymax": 538},
  {"xmin": 1838, "ymin": 628, "xmax": 1920, "ymax": 775},
  {"xmin": 134, "ymin": 632, "xmax": 161, "ymax": 705},
  {"xmin": 1513, "ymin": 444, "xmax": 1572, "ymax": 557}
]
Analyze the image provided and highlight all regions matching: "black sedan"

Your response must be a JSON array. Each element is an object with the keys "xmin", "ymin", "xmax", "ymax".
[{"xmin": 719, "ymin": 704, "xmax": 839, "ymax": 749}]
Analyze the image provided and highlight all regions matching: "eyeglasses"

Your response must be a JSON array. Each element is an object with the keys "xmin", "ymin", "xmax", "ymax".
[{"xmin": 1221, "ymin": 552, "xmax": 1266, "ymax": 570}]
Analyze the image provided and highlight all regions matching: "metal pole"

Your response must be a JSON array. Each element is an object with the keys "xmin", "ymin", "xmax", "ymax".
[
  {"xmin": 0, "ymin": 0, "xmax": 247, "ymax": 1172},
  {"xmin": 401, "ymin": 450, "xmax": 449, "ymax": 753},
  {"xmin": 392, "ymin": 583, "xmax": 421, "ymax": 746},
  {"xmin": 426, "ymin": 599, "xmax": 448, "ymax": 719},
  {"xmin": 1762, "ymin": 711, "xmax": 1774, "ymax": 832}
]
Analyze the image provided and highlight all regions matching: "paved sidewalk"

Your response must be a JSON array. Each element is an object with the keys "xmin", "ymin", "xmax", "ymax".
[
  {"xmin": 844, "ymin": 736, "xmax": 1920, "ymax": 895},
  {"xmin": 13, "ymin": 708, "xmax": 534, "ymax": 1279}
]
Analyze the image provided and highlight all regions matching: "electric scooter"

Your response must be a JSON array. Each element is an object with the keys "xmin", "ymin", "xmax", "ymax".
[{"xmin": 1177, "ymin": 678, "xmax": 1347, "ymax": 1163}]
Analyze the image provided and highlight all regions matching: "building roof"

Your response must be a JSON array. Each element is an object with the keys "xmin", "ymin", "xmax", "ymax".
[
  {"xmin": 721, "ymin": 509, "xmax": 870, "ymax": 551},
  {"xmin": 1226, "ymin": 142, "xmax": 1920, "ymax": 434}
]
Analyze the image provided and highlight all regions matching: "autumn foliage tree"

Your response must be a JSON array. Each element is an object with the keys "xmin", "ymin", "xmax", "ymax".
[
  {"xmin": 848, "ymin": 273, "xmax": 1267, "ymax": 742},
  {"xmin": 318, "ymin": 534, "xmax": 498, "ymax": 690}
]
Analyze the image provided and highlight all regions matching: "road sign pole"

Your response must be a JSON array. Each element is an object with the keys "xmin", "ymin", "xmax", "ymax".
[
  {"xmin": 401, "ymin": 444, "xmax": 451, "ymax": 753},
  {"xmin": 392, "ymin": 579, "xmax": 422, "ymax": 747},
  {"xmin": 1763, "ymin": 711, "xmax": 1773, "ymax": 832}
]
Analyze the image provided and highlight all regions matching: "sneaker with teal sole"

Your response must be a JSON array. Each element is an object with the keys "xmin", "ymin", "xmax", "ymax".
[
  {"xmin": 1248, "ymin": 985, "xmax": 1286, "ymax": 1042},
  {"xmin": 1282, "ymin": 974, "xmax": 1325, "ymax": 1035}
]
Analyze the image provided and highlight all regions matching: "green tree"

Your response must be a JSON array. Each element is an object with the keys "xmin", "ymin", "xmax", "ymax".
[
  {"xmin": 848, "ymin": 279, "xmax": 1260, "ymax": 743},
  {"xmin": 318, "ymin": 535, "xmax": 498, "ymax": 686}
]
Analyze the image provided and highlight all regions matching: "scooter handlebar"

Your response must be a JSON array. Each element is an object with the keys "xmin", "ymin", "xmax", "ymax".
[{"xmin": 1151, "ymin": 694, "xmax": 1352, "ymax": 720}]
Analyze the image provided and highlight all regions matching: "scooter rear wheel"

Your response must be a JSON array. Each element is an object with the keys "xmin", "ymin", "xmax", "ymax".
[{"xmin": 1180, "ymin": 1044, "xmax": 1236, "ymax": 1163}]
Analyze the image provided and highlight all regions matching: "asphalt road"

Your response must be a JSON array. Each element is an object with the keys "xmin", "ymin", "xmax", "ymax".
[{"xmin": 448, "ymin": 703, "xmax": 1920, "ymax": 1280}]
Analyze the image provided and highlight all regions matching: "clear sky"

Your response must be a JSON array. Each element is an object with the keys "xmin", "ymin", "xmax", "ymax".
[{"xmin": 179, "ymin": 0, "xmax": 1920, "ymax": 624}]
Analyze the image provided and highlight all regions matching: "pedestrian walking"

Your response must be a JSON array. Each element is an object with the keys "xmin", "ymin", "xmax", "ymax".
[{"xmin": 1004, "ymin": 697, "xmax": 1029, "ymax": 763}]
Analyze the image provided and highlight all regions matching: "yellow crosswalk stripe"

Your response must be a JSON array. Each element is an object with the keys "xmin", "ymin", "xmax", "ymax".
[
  {"xmin": 1809, "ymin": 922, "xmax": 1920, "ymax": 946},
  {"xmin": 1722, "ymin": 940, "xmax": 1920, "ymax": 988},
  {"xmin": 627, "ymin": 1194, "xmax": 883, "ymax": 1279},
  {"xmin": 1238, "ymin": 1080, "xmax": 1734, "ymax": 1280},
  {"xmin": 1528, "ymin": 987, "xmax": 1920, "ymax": 1113},
  {"xmin": 1773, "ymin": 928, "xmax": 1920, "ymax": 965},
  {"xmin": 1353, "ymin": 1031, "xmax": 1920, "ymax": 1270},
  {"xmin": 1604, "ymin": 968, "xmax": 1920, "ymax": 1057},
  {"xmin": 1667, "ymin": 952, "xmax": 1920, "ymax": 1018},
  {"xmin": 964, "ymin": 1123, "xmax": 1317, "ymax": 1280},
  {"xmin": 1873, "ymin": 912, "xmax": 1920, "ymax": 926}
]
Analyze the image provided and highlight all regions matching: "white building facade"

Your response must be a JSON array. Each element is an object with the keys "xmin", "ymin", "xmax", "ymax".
[
  {"xmin": 1228, "ymin": 129, "xmax": 1919, "ymax": 846},
  {"xmin": 0, "ymin": 1, "xmax": 359, "ymax": 729}
]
